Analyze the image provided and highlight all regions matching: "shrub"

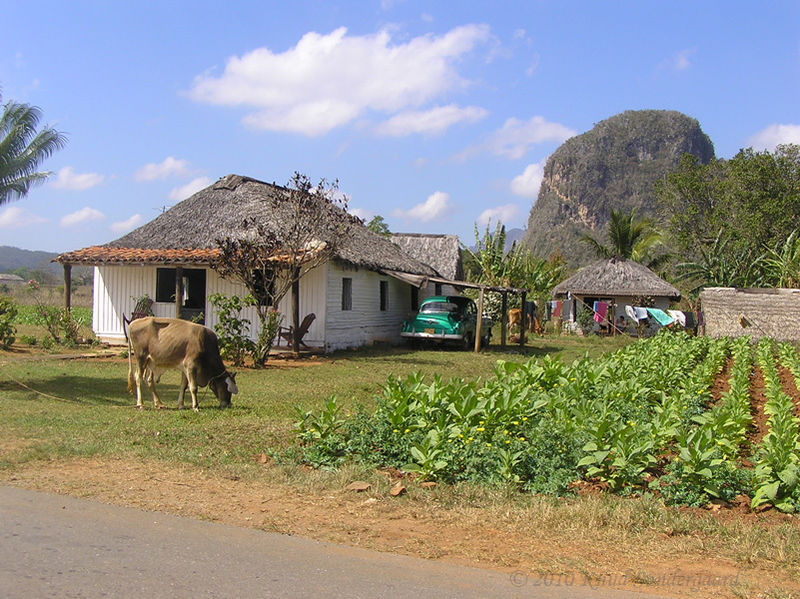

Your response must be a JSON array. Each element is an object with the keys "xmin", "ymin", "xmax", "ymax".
[
  {"xmin": 0, "ymin": 296, "xmax": 18, "ymax": 348},
  {"xmin": 209, "ymin": 293, "xmax": 255, "ymax": 367}
]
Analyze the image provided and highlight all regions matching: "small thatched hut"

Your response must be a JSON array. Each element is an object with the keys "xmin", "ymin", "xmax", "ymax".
[
  {"xmin": 56, "ymin": 174, "xmax": 441, "ymax": 350},
  {"xmin": 390, "ymin": 233, "xmax": 463, "ymax": 296},
  {"xmin": 552, "ymin": 257, "xmax": 681, "ymax": 331}
]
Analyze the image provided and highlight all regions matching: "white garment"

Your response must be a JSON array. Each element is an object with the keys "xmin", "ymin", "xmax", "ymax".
[{"xmin": 667, "ymin": 310, "xmax": 686, "ymax": 327}]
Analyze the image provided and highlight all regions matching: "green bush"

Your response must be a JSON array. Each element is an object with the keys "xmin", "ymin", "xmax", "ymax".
[
  {"xmin": 208, "ymin": 293, "xmax": 254, "ymax": 366},
  {"xmin": 0, "ymin": 296, "xmax": 18, "ymax": 348}
]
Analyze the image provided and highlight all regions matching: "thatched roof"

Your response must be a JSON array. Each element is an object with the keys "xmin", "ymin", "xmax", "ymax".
[
  {"xmin": 56, "ymin": 174, "xmax": 437, "ymax": 276},
  {"xmin": 552, "ymin": 257, "xmax": 681, "ymax": 300},
  {"xmin": 390, "ymin": 233, "xmax": 463, "ymax": 280}
]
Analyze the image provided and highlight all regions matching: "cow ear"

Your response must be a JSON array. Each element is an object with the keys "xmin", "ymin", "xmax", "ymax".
[{"xmin": 226, "ymin": 375, "xmax": 239, "ymax": 394}]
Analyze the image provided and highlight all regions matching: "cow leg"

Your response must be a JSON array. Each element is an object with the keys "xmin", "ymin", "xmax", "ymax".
[
  {"xmin": 134, "ymin": 359, "xmax": 145, "ymax": 409},
  {"xmin": 143, "ymin": 359, "xmax": 166, "ymax": 409},
  {"xmin": 184, "ymin": 367, "xmax": 200, "ymax": 412},
  {"xmin": 177, "ymin": 372, "xmax": 188, "ymax": 410}
]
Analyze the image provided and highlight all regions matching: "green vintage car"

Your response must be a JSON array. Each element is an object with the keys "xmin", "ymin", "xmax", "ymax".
[{"xmin": 401, "ymin": 295, "xmax": 492, "ymax": 349}]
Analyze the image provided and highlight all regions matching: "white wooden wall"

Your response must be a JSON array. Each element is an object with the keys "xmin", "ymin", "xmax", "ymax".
[
  {"xmin": 93, "ymin": 263, "xmax": 333, "ymax": 350},
  {"xmin": 323, "ymin": 263, "xmax": 416, "ymax": 351}
]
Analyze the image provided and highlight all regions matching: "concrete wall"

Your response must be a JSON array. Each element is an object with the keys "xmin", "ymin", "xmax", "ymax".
[{"xmin": 700, "ymin": 287, "xmax": 800, "ymax": 341}]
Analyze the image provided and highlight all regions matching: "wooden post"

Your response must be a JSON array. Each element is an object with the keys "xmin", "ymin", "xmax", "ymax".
[
  {"xmin": 63, "ymin": 264, "xmax": 72, "ymax": 312},
  {"xmin": 500, "ymin": 291, "xmax": 508, "ymax": 348},
  {"xmin": 519, "ymin": 291, "xmax": 527, "ymax": 348},
  {"xmin": 474, "ymin": 287, "xmax": 484, "ymax": 353},
  {"xmin": 291, "ymin": 268, "xmax": 300, "ymax": 353},
  {"xmin": 175, "ymin": 266, "xmax": 184, "ymax": 319}
]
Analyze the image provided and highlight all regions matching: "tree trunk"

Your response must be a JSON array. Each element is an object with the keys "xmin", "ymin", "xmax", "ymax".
[
  {"xmin": 63, "ymin": 264, "xmax": 72, "ymax": 312},
  {"xmin": 291, "ymin": 267, "xmax": 300, "ymax": 353}
]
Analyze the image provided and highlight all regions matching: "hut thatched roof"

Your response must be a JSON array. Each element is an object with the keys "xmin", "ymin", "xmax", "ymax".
[
  {"xmin": 56, "ymin": 174, "xmax": 436, "ymax": 276},
  {"xmin": 390, "ymin": 233, "xmax": 463, "ymax": 280},
  {"xmin": 552, "ymin": 257, "xmax": 681, "ymax": 300}
]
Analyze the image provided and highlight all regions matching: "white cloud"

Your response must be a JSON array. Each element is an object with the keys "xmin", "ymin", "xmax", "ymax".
[
  {"xmin": 60, "ymin": 206, "xmax": 105, "ymax": 227},
  {"xmin": 392, "ymin": 191, "xmax": 453, "ymax": 222},
  {"xmin": 50, "ymin": 167, "xmax": 105, "ymax": 191},
  {"xmin": 375, "ymin": 104, "xmax": 488, "ymax": 137},
  {"xmin": 477, "ymin": 204, "xmax": 522, "ymax": 227},
  {"xmin": 0, "ymin": 205, "xmax": 45, "ymax": 228},
  {"xmin": 748, "ymin": 124, "xmax": 800, "ymax": 151},
  {"xmin": 510, "ymin": 161, "xmax": 545, "ymax": 198},
  {"xmin": 188, "ymin": 25, "xmax": 491, "ymax": 136},
  {"xmin": 660, "ymin": 48, "xmax": 695, "ymax": 72},
  {"xmin": 110, "ymin": 213, "xmax": 143, "ymax": 234},
  {"xmin": 168, "ymin": 177, "xmax": 212, "ymax": 202},
  {"xmin": 135, "ymin": 156, "xmax": 191, "ymax": 181},
  {"xmin": 456, "ymin": 116, "xmax": 575, "ymax": 160}
]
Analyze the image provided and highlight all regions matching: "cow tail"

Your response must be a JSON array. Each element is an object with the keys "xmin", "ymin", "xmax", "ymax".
[{"xmin": 123, "ymin": 315, "xmax": 134, "ymax": 394}]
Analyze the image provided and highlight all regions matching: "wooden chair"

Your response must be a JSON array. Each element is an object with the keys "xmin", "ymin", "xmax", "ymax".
[
  {"xmin": 279, "ymin": 313, "xmax": 316, "ymax": 349},
  {"xmin": 122, "ymin": 297, "xmax": 154, "ymax": 331}
]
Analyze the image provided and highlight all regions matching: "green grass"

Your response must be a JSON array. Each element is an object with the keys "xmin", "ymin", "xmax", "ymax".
[{"xmin": 0, "ymin": 335, "xmax": 630, "ymax": 472}]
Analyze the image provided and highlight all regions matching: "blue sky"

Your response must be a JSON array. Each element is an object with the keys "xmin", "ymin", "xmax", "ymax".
[{"xmin": 1, "ymin": 1, "xmax": 798, "ymax": 253}]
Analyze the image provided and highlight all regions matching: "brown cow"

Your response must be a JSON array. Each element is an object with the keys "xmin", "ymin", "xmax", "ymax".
[
  {"xmin": 508, "ymin": 308, "xmax": 544, "ymax": 336},
  {"xmin": 508, "ymin": 308, "xmax": 530, "ymax": 332},
  {"xmin": 126, "ymin": 317, "xmax": 237, "ymax": 411}
]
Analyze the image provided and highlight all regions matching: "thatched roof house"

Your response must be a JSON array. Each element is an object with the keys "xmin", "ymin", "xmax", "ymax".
[
  {"xmin": 553, "ymin": 257, "xmax": 680, "ymax": 300},
  {"xmin": 390, "ymin": 233, "xmax": 463, "ymax": 295},
  {"xmin": 551, "ymin": 257, "xmax": 680, "ymax": 331},
  {"xmin": 55, "ymin": 175, "xmax": 443, "ymax": 350},
  {"xmin": 58, "ymin": 175, "xmax": 436, "ymax": 277}
]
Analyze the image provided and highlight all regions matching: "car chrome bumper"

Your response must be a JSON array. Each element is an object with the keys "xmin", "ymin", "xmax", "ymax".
[{"xmin": 401, "ymin": 331, "xmax": 464, "ymax": 341}]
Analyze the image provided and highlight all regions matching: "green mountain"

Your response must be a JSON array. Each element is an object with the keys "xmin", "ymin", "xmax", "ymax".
[
  {"xmin": 0, "ymin": 245, "xmax": 60, "ymax": 274},
  {"xmin": 523, "ymin": 109, "xmax": 715, "ymax": 266}
]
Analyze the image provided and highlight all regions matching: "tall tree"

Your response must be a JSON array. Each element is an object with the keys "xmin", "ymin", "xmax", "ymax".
[
  {"xmin": 366, "ymin": 215, "xmax": 391, "ymax": 236},
  {"xmin": 0, "ymin": 94, "xmax": 67, "ymax": 205},
  {"xmin": 580, "ymin": 208, "xmax": 663, "ymax": 263},
  {"xmin": 214, "ymin": 172, "xmax": 354, "ymax": 358},
  {"xmin": 657, "ymin": 145, "xmax": 800, "ymax": 276}
]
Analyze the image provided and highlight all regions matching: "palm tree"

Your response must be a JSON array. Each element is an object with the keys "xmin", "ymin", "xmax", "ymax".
[
  {"xmin": 0, "ymin": 94, "xmax": 67, "ymax": 206},
  {"xmin": 581, "ymin": 208, "xmax": 664, "ymax": 264},
  {"xmin": 761, "ymin": 230, "xmax": 800, "ymax": 288}
]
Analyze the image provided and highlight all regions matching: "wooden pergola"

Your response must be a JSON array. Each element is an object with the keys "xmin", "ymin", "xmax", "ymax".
[{"xmin": 383, "ymin": 270, "xmax": 529, "ymax": 352}]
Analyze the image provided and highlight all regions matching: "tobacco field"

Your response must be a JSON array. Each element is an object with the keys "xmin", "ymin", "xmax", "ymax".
[{"xmin": 297, "ymin": 331, "xmax": 800, "ymax": 512}]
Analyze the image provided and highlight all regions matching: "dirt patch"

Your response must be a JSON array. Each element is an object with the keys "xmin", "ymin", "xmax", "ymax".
[
  {"xmin": 747, "ymin": 366, "xmax": 770, "ymax": 448},
  {"xmin": 709, "ymin": 356, "xmax": 733, "ymax": 406},
  {"xmin": 777, "ymin": 365, "xmax": 800, "ymax": 418},
  {"xmin": 3, "ymin": 457, "xmax": 798, "ymax": 599}
]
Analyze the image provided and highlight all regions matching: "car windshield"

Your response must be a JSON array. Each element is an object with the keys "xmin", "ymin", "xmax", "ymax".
[{"xmin": 420, "ymin": 302, "xmax": 459, "ymax": 314}]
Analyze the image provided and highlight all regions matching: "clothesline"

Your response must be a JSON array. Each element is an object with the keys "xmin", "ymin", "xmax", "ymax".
[{"xmin": 547, "ymin": 298, "xmax": 701, "ymax": 332}]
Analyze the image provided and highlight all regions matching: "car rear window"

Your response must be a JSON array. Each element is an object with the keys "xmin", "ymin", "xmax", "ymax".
[{"xmin": 421, "ymin": 302, "xmax": 458, "ymax": 314}]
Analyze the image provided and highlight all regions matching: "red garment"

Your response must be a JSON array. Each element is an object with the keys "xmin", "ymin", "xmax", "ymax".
[
  {"xmin": 593, "ymin": 301, "xmax": 608, "ymax": 323},
  {"xmin": 552, "ymin": 300, "xmax": 562, "ymax": 318}
]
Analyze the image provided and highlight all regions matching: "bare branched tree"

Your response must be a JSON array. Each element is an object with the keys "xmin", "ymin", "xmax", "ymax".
[{"xmin": 214, "ymin": 172, "xmax": 353, "ymax": 357}]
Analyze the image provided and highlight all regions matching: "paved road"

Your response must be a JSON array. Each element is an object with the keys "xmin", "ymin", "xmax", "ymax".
[{"xmin": 0, "ymin": 485, "xmax": 669, "ymax": 598}]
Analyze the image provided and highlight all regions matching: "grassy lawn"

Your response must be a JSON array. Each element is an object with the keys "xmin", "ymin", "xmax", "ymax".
[{"xmin": 0, "ymin": 334, "xmax": 630, "ymax": 471}]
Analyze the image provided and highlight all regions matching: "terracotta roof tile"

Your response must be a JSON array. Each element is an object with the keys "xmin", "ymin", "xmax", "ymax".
[{"xmin": 55, "ymin": 246, "xmax": 219, "ymax": 265}]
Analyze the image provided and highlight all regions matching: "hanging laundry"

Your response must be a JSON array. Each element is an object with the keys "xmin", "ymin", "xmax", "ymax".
[
  {"xmin": 594, "ymin": 301, "xmax": 608, "ymax": 323},
  {"xmin": 646, "ymin": 308, "xmax": 674, "ymax": 327},
  {"xmin": 552, "ymin": 300, "xmax": 563, "ymax": 318},
  {"xmin": 667, "ymin": 310, "xmax": 686, "ymax": 327},
  {"xmin": 625, "ymin": 305, "xmax": 638, "ymax": 321},
  {"xmin": 684, "ymin": 311, "xmax": 697, "ymax": 329},
  {"xmin": 633, "ymin": 306, "xmax": 648, "ymax": 321}
]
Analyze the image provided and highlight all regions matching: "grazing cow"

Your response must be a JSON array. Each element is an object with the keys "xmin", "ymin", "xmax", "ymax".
[
  {"xmin": 507, "ymin": 308, "xmax": 530, "ymax": 332},
  {"xmin": 508, "ymin": 307, "xmax": 544, "ymax": 336},
  {"xmin": 125, "ymin": 317, "xmax": 237, "ymax": 411}
]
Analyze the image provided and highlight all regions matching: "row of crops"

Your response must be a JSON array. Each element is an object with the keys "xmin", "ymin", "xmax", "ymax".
[{"xmin": 296, "ymin": 331, "xmax": 800, "ymax": 512}]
